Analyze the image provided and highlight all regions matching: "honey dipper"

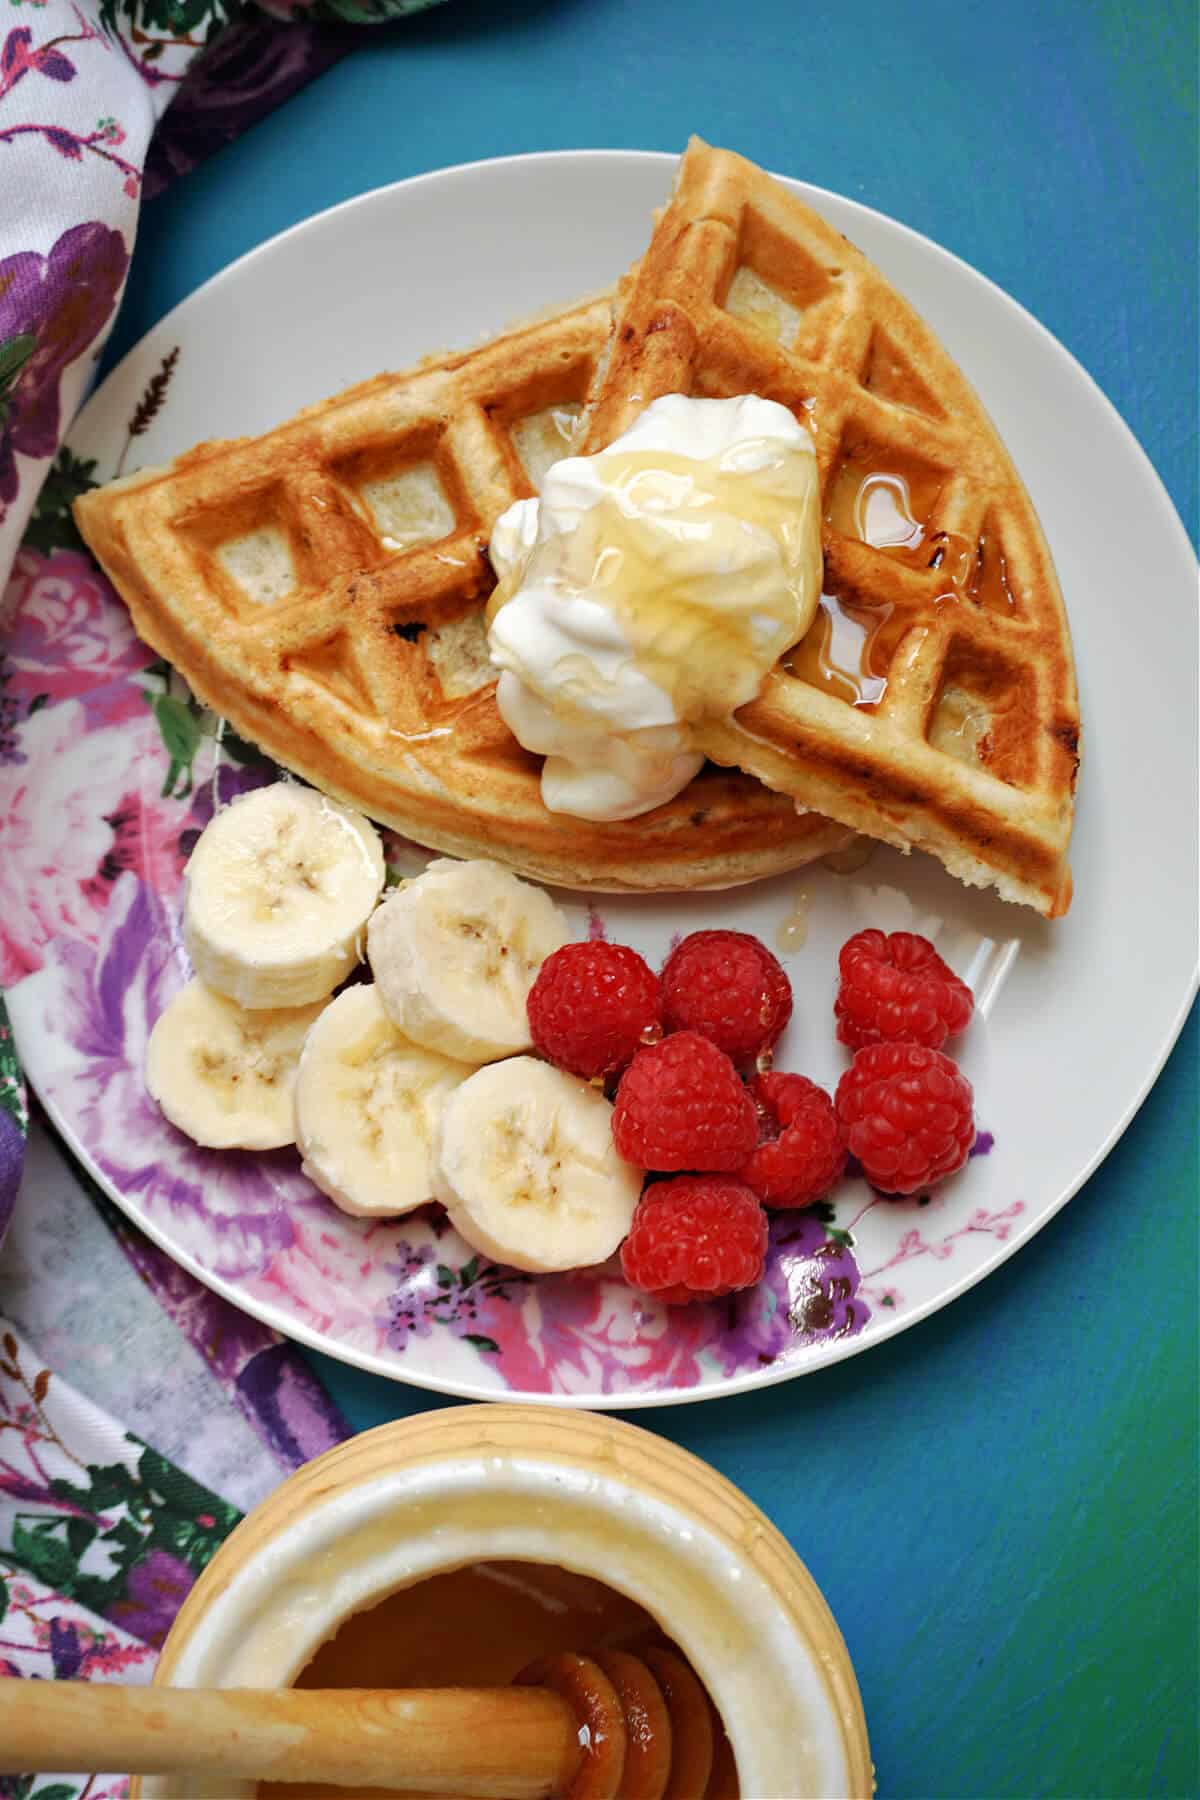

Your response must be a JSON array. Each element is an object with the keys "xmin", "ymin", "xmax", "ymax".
[{"xmin": 0, "ymin": 1645, "xmax": 739, "ymax": 1798}]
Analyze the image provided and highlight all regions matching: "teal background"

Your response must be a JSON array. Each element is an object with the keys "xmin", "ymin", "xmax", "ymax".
[{"xmin": 104, "ymin": 4, "xmax": 1199, "ymax": 1795}]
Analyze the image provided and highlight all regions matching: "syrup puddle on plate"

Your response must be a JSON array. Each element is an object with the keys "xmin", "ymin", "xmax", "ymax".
[{"xmin": 775, "ymin": 889, "xmax": 810, "ymax": 953}]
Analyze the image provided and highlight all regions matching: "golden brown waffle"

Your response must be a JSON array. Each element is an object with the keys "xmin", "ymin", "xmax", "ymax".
[
  {"xmin": 75, "ymin": 296, "xmax": 849, "ymax": 891},
  {"xmin": 583, "ymin": 141, "xmax": 1081, "ymax": 916}
]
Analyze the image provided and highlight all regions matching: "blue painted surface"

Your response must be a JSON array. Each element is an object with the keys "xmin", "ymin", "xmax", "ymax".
[{"xmin": 109, "ymin": 4, "xmax": 1199, "ymax": 1793}]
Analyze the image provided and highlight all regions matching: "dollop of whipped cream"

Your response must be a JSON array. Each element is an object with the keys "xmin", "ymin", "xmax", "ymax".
[{"xmin": 486, "ymin": 393, "xmax": 822, "ymax": 821}]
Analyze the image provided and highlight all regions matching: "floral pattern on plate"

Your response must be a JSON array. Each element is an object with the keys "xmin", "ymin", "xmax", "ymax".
[
  {"xmin": 11, "ymin": 864, "xmax": 882, "ymax": 1396},
  {"xmin": 5, "ymin": 802, "xmax": 1006, "ymax": 1400}
]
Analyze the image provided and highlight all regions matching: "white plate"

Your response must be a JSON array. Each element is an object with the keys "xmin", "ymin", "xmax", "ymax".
[{"xmin": 3, "ymin": 152, "xmax": 1196, "ymax": 1406}]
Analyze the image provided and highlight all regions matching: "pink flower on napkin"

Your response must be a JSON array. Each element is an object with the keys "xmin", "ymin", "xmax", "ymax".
[
  {"xmin": 0, "ymin": 699, "xmax": 187, "ymax": 987},
  {"xmin": 2, "ymin": 543, "xmax": 150, "ymax": 703}
]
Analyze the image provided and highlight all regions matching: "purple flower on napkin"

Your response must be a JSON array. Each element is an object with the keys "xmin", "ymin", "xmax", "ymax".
[
  {"xmin": 109, "ymin": 1548, "xmax": 196, "ymax": 1647},
  {"xmin": 0, "ymin": 220, "xmax": 128, "ymax": 517},
  {"xmin": 0, "ymin": 999, "xmax": 24, "ymax": 1248},
  {"xmin": 0, "ymin": 1109, "xmax": 20, "ymax": 1245},
  {"xmin": 0, "ymin": 23, "xmax": 79, "ymax": 95},
  {"xmin": 49, "ymin": 1616, "xmax": 84, "ymax": 1679}
]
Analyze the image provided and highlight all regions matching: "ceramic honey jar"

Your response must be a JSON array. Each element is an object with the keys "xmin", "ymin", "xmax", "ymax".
[{"xmin": 136, "ymin": 1405, "xmax": 872, "ymax": 1799}]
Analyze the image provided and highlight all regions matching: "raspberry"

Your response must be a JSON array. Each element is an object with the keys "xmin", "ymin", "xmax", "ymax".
[
  {"xmin": 527, "ymin": 941, "xmax": 660, "ymax": 1079},
  {"xmin": 620, "ymin": 1175, "xmax": 768, "ymax": 1304},
  {"xmin": 612, "ymin": 1032, "xmax": 758, "ymax": 1172},
  {"xmin": 660, "ymin": 929, "xmax": 792, "ymax": 1065},
  {"xmin": 740, "ymin": 1073, "xmax": 847, "ymax": 1208},
  {"xmin": 835, "ymin": 929, "xmax": 973, "ymax": 1051},
  {"xmin": 835, "ymin": 1044, "xmax": 975, "ymax": 1195}
]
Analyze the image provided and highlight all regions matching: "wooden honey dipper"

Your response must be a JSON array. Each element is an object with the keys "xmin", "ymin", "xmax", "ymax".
[{"xmin": 0, "ymin": 1644, "xmax": 738, "ymax": 1798}]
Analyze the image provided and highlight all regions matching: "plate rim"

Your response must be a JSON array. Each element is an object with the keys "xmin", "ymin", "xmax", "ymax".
[{"xmin": 14, "ymin": 145, "xmax": 1198, "ymax": 1409}]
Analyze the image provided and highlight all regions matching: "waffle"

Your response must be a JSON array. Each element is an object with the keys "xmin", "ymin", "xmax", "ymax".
[
  {"xmin": 583, "ymin": 141, "xmax": 1081, "ymax": 916},
  {"xmin": 74, "ymin": 296, "xmax": 850, "ymax": 891}
]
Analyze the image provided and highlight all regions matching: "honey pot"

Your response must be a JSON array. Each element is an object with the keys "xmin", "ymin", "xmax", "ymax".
[{"xmin": 136, "ymin": 1406, "xmax": 873, "ymax": 1800}]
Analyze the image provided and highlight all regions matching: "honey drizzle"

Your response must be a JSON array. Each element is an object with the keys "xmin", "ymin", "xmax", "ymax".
[
  {"xmin": 968, "ymin": 527, "xmax": 1017, "ymax": 611},
  {"xmin": 512, "ymin": 405, "xmax": 583, "ymax": 491},
  {"xmin": 825, "ymin": 445, "xmax": 947, "ymax": 554},
  {"xmin": 928, "ymin": 686, "xmax": 992, "ymax": 764},
  {"xmin": 782, "ymin": 591, "xmax": 914, "ymax": 709},
  {"xmin": 798, "ymin": 445, "xmax": 989, "ymax": 711},
  {"xmin": 775, "ymin": 889, "xmax": 810, "ymax": 953},
  {"xmin": 823, "ymin": 446, "xmax": 984, "ymax": 597},
  {"xmin": 490, "ymin": 441, "xmax": 822, "ymax": 719},
  {"xmin": 925, "ymin": 527, "xmax": 975, "ymax": 586}
]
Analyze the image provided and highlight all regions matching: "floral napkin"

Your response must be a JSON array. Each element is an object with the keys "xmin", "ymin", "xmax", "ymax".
[
  {"xmin": 0, "ymin": 1247, "xmax": 351, "ymax": 1797},
  {"xmin": 0, "ymin": 1, "xmax": 443, "ymax": 1788},
  {"xmin": 0, "ymin": 1071, "xmax": 355, "ymax": 1797}
]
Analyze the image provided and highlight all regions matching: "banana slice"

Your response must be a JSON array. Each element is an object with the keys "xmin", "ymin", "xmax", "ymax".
[
  {"xmin": 367, "ymin": 858, "xmax": 570, "ymax": 1064},
  {"xmin": 433, "ymin": 1056, "xmax": 642, "ymax": 1272},
  {"xmin": 183, "ymin": 781, "xmax": 385, "ymax": 1009},
  {"xmin": 295, "ymin": 984, "xmax": 476, "ymax": 1218},
  {"xmin": 145, "ymin": 977, "xmax": 326, "ymax": 1150}
]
